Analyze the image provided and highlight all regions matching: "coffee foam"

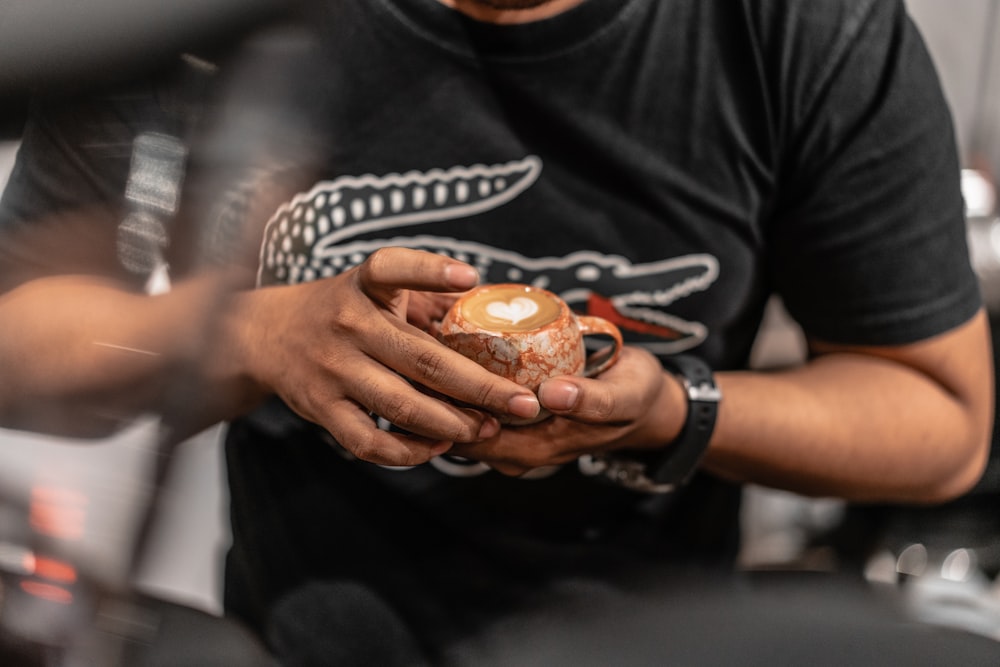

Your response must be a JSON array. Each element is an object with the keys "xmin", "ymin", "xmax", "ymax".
[{"xmin": 460, "ymin": 285, "xmax": 562, "ymax": 332}]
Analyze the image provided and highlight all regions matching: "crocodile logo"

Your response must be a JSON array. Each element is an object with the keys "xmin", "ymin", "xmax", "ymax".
[
  {"xmin": 258, "ymin": 156, "xmax": 718, "ymax": 354},
  {"xmin": 259, "ymin": 156, "xmax": 542, "ymax": 285}
]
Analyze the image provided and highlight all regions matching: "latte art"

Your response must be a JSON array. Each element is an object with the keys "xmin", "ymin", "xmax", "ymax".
[
  {"xmin": 485, "ymin": 297, "xmax": 539, "ymax": 325},
  {"xmin": 460, "ymin": 285, "xmax": 562, "ymax": 332},
  {"xmin": 439, "ymin": 282, "xmax": 623, "ymax": 424}
]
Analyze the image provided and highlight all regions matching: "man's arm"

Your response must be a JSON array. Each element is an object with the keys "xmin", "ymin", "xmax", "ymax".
[
  {"xmin": 0, "ymin": 249, "xmax": 543, "ymax": 460},
  {"xmin": 705, "ymin": 309, "xmax": 993, "ymax": 503},
  {"xmin": 456, "ymin": 309, "xmax": 993, "ymax": 505},
  {"xmin": 0, "ymin": 271, "xmax": 247, "ymax": 437}
]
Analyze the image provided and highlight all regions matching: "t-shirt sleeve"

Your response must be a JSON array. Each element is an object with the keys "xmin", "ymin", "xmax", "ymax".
[{"xmin": 765, "ymin": 0, "xmax": 981, "ymax": 346}]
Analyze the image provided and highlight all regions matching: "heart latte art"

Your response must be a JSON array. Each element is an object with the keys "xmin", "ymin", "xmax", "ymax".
[
  {"xmin": 460, "ymin": 286, "xmax": 562, "ymax": 332},
  {"xmin": 485, "ymin": 297, "xmax": 539, "ymax": 325},
  {"xmin": 439, "ymin": 282, "xmax": 624, "ymax": 424}
]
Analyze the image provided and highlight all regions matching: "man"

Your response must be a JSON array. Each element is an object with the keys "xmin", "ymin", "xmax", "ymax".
[{"xmin": 0, "ymin": 0, "xmax": 993, "ymax": 662}]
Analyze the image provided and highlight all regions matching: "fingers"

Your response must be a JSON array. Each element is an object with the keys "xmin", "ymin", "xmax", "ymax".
[
  {"xmin": 406, "ymin": 290, "xmax": 461, "ymax": 333},
  {"xmin": 355, "ymin": 308, "xmax": 541, "ymax": 422},
  {"xmin": 450, "ymin": 348, "xmax": 673, "ymax": 474},
  {"xmin": 537, "ymin": 377, "xmax": 617, "ymax": 422},
  {"xmin": 291, "ymin": 347, "xmax": 503, "ymax": 442},
  {"xmin": 297, "ymin": 368, "xmax": 502, "ymax": 466},
  {"xmin": 354, "ymin": 361, "xmax": 502, "ymax": 442},
  {"xmin": 451, "ymin": 418, "xmax": 582, "ymax": 475},
  {"xmin": 329, "ymin": 248, "xmax": 541, "ymax": 422},
  {"xmin": 537, "ymin": 347, "xmax": 663, "ymax": 424},
  {"xmin": 358, "ymin": 248, "xmax": 479, "ymax": 304},
  {"xmin": 324, "ymin": 400, "xmax": 455, "ymax": 467},
  {"xmin": 238, "ymin": 247, "xmax": 538, "ymax": 463}
]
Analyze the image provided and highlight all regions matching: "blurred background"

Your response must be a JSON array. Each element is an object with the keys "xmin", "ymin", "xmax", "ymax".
[{"xmin": 0, "ymin": 0, "xmax": 999, "ymax": 647}]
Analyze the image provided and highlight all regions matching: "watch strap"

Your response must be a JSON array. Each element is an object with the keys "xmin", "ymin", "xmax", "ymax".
[{"xmin": 650, "ymin": 354, "xmax": 721, "ymax": 486}]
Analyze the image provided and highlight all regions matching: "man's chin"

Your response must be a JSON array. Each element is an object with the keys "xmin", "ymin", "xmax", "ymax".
[{"xmin": 464, "ymin": 0, "xmax": 554, "ymax": 10}]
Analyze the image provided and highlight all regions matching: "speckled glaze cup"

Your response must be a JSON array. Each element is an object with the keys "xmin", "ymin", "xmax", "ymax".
[{"xmin": 438, "ymin": 283, "xmax": 623, "ymax": 424}]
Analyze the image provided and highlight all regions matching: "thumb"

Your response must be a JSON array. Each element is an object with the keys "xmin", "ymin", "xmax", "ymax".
[{"xmin": 538, "ymin": 378, "xmax": 582, "ymax": 412}]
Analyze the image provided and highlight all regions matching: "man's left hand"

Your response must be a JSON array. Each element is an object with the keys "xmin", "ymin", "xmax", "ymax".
[{"xmin": 450, "ymin": 346, "xmax": 684, "ymax": 476}]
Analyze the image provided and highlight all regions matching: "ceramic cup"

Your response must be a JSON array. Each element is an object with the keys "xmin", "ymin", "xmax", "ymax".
[{"xmin": 438, "ymin": 283, "xmax": 623, "ymax": 424}]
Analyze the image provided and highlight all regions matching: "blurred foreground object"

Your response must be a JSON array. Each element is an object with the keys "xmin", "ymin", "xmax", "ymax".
[
  {"xmin": 0, "ymin": 0, "xmax": 286, "ymax": 97},
  {"xmin": 0, "ymin": 424, "xmax": 273, "ymax": 666},
  {"xmin": 966, "ymin": 169, "xmax": 1000, "ymax": 311},
  {"xmin": 454, "ymin": 572, "xmax": 1000, "ymax": 666}
]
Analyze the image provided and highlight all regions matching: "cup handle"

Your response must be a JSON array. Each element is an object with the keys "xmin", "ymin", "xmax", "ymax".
[{"xmin": 577, "ymin": 316, "xmax": 623, "ymax": 378}]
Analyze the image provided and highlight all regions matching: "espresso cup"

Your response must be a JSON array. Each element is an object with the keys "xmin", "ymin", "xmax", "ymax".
[{"xmin": 438, "ymin": 283, "xmax": 623, "ymax": 424}]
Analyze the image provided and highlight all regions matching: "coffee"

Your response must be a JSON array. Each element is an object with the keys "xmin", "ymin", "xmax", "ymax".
[
  {"xmin": 459, "ymin": 284, "xmax": 562, "ymax": 333},
  {"xmin": 439, "ymin": 283, "xmax": 624, "ymax": 424}
]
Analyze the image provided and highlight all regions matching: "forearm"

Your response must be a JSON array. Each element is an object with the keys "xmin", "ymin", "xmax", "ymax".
[
  {"xmin": 701, "ymin": 312, "xmax": 993, "ymax": 503},
  {"xmin": 0, "ymin": 273, "xmax": 260, "ymax": 437}
]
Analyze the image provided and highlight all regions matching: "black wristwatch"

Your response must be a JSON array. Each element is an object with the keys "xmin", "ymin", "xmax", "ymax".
[{"xmin": 586, "ymin": 354, "xmax": 721, "ymax": 493}]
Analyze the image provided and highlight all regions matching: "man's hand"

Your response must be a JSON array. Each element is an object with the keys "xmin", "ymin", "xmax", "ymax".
[
  {"xmin": 216, "ymin": 248, "xmax": 541, "ymax": 467},
  {"xmin": 449, "ymin": 346, "xmax": 684, "ymax": 476}
]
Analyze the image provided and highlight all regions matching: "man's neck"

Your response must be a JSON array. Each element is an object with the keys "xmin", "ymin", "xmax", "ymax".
[{"xmin": 435, "ymin": 0, "xmax": 586, "ymax": 24}]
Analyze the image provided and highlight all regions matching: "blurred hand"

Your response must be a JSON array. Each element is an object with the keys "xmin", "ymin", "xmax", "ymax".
[
  {"xmin": 219, "ymin": 248, "xmax": 540, "ymax": 466},
  {"xmin": 450, "ymin": 346, "xmax": 684, "ymax": 476}
]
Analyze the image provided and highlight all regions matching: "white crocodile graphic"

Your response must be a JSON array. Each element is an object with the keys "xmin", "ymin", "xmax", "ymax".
[
  {"xmin": 257, "ymin": 156, "xmax": 719, "ymax": 354},
  {"xmin": 258, "ymin": 156, "xmax": 541, "ymax": 285},
  {"xmin": 261, "ymin": 156, "xmax": 725, "ymax": 483}
]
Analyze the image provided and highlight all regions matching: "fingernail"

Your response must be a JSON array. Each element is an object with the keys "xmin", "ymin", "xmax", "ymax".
[
  {"xmin": 539, "ymin": 380, "xmax": 579, "ymax": 411},
  {"xmin": 444, "ymin": 264, "xmax": 479, "ymax": 289},
  {"xmin": 507, "ymin": 394, "xmax": 540, "ymax": 420},
  {"xmin": 477, "ymin": 416, "xmax": 500, "ymax": 440}
]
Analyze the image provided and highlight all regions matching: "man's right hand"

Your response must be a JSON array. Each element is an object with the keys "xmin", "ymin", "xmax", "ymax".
[{"xmin": 215, "ymin": 247, "xmax": 540, "ymax": 466}]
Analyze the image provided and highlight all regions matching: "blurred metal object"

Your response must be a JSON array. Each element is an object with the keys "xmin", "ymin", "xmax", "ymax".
[
  {"xmin": 964, "ymin": 168, "xmax": 997, "ymax": 219},
  {"xmin": 863, "ymin": 541, "xmax": 1000, "ymax": 644},
  {"xmin": 964, "ymin": 168, "xmax": 1000, "ymax": 311},
  {"xmin": 118, "ymin": 132, "xmax": 188, "ymax": 295},
  {"xmin": 895, "ymin": 543, "xmax": 930, "ymax": 580}
]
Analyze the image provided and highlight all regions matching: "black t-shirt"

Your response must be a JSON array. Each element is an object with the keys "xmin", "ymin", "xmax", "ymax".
[{"xmin": 0, "ymin": 0, "xmax": 981, "ymax": 654}]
